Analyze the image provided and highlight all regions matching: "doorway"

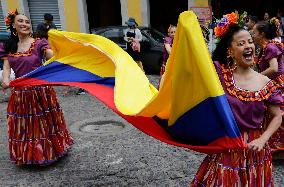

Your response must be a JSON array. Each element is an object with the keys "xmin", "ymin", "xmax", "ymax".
[
  {"xmin": 86, "ymin": 0, "xmax": 122, "ymax": 33},
  {"xmin": 149, "ymin": 0, "xmax": 188, "ymax": 34}
]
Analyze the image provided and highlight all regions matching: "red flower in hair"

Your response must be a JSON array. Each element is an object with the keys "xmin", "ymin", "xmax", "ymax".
[
  {"xmin": 4, "ymin": 9, "xmax": 19, "ymax": 26},
  {"xmin": 214, "ymin": 12, "xmax": 238, "ymax": 38}
]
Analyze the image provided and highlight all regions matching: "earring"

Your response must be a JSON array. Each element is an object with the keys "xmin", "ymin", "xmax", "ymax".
[
  {"xmin": 227, "ymin": 56, "xmax": 237, "ymax": 70},
  {"xmin": 12, "ymin": 30, "xmax": 18, "ymax": 36}
]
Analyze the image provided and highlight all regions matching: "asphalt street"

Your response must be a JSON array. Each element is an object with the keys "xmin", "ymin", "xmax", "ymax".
[{"xmin": 0, "ymin": 75, "xmax": 283, "ymax": 186}]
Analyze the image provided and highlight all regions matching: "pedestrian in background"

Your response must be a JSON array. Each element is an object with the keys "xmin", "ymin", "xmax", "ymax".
[
  {"xmin": 263, "ymin": 12, "xmax": 270, "ymax": 22},
  {"xmin": 245, "ymin": 15, "xmax": 258, "ymax": 34},
  {"xmin": 245, "ymin": 15, "xmax": 260, "ymax": 62},
  {"xmin": 124, "ymin": 18, "xmax": 143, "ymax": 70},
  {"xmin": 1, "ymin": 10, "xmax": 73, "ymax": 165},
  {"xmin": 159, "ymin": 24, "xmax": 176, "ymax": 88},
  {"xmin": 35, "ymin": 13, "xmax": 57, "ymax": 39}
]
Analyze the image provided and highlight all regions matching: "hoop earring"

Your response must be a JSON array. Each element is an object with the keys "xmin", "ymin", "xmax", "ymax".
[
  {"xmin": 227, "ymin": 56, "xmax": 237, "ymax": 70},
  {"xmin": 12, "ymin": 30, "xmax": 18, "ymax": 36}
]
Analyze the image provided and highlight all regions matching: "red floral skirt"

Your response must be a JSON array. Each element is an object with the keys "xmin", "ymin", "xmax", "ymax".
[
  {"xmin": 190, "ymin": 129, "xmax": 274, "ymax": 187},
  {"xmin": 7, "ymin": 86, "xmax": 73, "ymax": 165}
]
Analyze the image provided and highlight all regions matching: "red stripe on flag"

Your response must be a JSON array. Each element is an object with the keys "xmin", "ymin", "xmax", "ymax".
[{"xmin": 10, "ymin": 77, "xmax": 247, "ymax": 153}]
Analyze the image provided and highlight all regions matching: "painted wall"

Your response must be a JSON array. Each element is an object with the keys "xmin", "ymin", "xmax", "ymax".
[
  {"xmin": 127, "ymin": 0, "xmax": 142, "ymax": 25},
  {"xmin": 5, "ymin": 0, "xmax": 20, "ymax": 11},
  {"xmin": 1, "ymin": 0, "xmax": 21, "ymax": 16},
  {"xmin": 1, "ymin": 0, "xmax": 152, "ymax": 32},
  {"xmin": 188, "ymin": 0, "xmax": 209, "ymax": 8},
  {"xmin": 63, "ymin": 0, "xmax": 80, "ymax": 32}
]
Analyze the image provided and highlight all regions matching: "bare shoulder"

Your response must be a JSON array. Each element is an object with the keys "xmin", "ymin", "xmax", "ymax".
[{"xmin": 254, "ymin": 70, "xmax": 271, "ymax": 85}]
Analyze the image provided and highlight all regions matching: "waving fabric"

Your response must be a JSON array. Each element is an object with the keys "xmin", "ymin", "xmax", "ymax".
[{"xmin": 10, "ymin": 11, "xmax": 246, "ymax": 153}]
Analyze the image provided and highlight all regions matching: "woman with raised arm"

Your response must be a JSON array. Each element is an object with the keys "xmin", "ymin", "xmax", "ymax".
[
  {"xmin": 0, "ymin": 10, "xmax": 73, "ymax": 165},
  {"xmin": 158, "ymin": 25, "xmax": 176, "ymax": 88}
]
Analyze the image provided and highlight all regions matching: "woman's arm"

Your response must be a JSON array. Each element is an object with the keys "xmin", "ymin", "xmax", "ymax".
[
  {"xmin": 45, "ymin": 49, "xmax": 54, "ymax": 60},
  {"xmin": 248, "ymin": 103, "xmax": 282, "ymax": 151},
  {"xmin": 164, "ymin": 43, "xmax": 172, "ymax": 54},
  {"xmin": 135, "ymin": 29, "xmax": 142, "ymax": 42},
  {"xmin": 261, "ymin": 58, "xmax": 278, "ymax": 76},
  {"xmin": 123, "ymin": 29, "xmax": 130, "ymax": 42},
  {"xmin": 1, "ymin": 59, "xmax": 11, "ymax": 89}
]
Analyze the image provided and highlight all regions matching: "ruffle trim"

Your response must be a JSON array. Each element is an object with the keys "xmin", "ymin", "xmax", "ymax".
[
  {"xmin": 257, "ymin": 40, "xmax": 284, "ymax": 65},
  {"xmin": 9, "ymin": 130, "xmax": 73, "ymax": 166},
  {"xmin": 221, "ymin": 64, "xmax": 279, "ymax": 101},
  {"xmin": 9, "ymin": 38, "xmax": 40, "ymax": 58},
  {"xmin": 191, "ymin": 148, "xmax": 273, "ymax": 186},
  {"xmin": 7, "ymin": 106, "xmax": 62, "ymax": 117},
  {"xmin": 10, "ymin": 150, "xmax": 69, "ymax": 166},
  {"xmin": 274, "ymin": 74, "xmax": 284, "ymax": 87},
  {"xmin": 192, "ymin": 161, "xmax": 273, "ymax": 186}
]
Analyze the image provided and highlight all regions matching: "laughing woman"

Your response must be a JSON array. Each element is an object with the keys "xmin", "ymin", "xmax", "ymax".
[
  {"xmin": 0, "ymin": 10, "xmax": 73, "ymax": 165},
  {"xmin": 191, "ymin": 14, "xmax": 282, "ymax": 186}
]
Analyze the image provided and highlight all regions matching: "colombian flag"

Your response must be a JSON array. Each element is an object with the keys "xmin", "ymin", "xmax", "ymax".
[{"xmin": 10, "ymin": 11, "xmax": 246, "ymax": 153}]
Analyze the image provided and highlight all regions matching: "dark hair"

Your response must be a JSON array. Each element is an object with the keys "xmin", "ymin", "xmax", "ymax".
[
  {"xmin": 44, "ymin": 13, "xmax": 53, "ymax": 21},
  {"xmin": 255, "ymin": 20, "xmax": 277, "ymax": 40},
  {"xmin": 4, "ymin": 13, "xmax": 20, "ymax": 53},
  {"xmin": 212, "ymin": 24, "xmax": 246, "ymax": 65},
  {"xmin": 248, "ymin": 15, "xmax": 258, "ymax": 23}
]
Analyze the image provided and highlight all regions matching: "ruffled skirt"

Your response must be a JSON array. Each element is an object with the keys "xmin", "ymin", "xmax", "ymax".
[
  {"xmin": 7, "ymin": 86, "xmax": 73, "ymax": 165},
  {"xmin": 190, "ymin": 129, "xmax": 274, "ymax": 187}
]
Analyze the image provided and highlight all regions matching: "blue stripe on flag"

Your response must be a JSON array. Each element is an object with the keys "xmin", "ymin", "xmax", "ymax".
[
  {"xmin": 25, "ymin": 61, "xmax": 115, "ymax": 88},
  {"xmin": 168, "ymin": 95, "xmax": 240, "ymax": 145}
]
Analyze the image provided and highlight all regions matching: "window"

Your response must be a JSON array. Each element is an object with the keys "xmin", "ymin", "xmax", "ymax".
[
  {"xmin": 142, "ymin": 28, "xmax": 164, "ymax": 43},
  {"xmin": 102, "ymin": 28, "xmax": 125, "ymax": 49}
]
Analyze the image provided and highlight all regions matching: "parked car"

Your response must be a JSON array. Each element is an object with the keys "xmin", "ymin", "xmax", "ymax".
[{"xmin": 91, "ymin": 26, "xmax": 165, "ymax": 74}]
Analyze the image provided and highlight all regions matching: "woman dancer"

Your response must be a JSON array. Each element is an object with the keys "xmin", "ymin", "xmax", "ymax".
[
  {"xmin": 1, "ymin": 10, "xmax": 73, "ymax": 165},
  {"xmin": 191, "ymin": 13, "xmax": 282, "ymax": 186},
  {"xmin": 158, "ymin": 25, "xmax": 176, "ymax": 88}
]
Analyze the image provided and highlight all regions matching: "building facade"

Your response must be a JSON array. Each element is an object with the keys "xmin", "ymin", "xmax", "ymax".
[{"xmin": 0, "ymin": 0, "xmax": 210, "ymax": 33}]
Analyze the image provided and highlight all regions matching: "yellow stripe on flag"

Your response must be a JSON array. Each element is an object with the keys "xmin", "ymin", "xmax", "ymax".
[
  {"xmin": 138, "ymin": 11, "xmax": 224, "ymax": 126},
  {"xmin": 45, "ymin": 11, "xmax": 224, "ymax": 125},
  {"xmin": 47, "ymin": 30, "xmax": 158, "ymax": 115}
]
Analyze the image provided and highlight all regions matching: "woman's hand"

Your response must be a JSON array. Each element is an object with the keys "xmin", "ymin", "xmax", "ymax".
[
  {"xmin": 128, "ymin": 37, "xmax": 134, "ymax": 42},
  {"xmin": 1, "ymin": 81, "xmax": 10, "ymax": 89},
  {"xmin": 2, "ymin": 59, "xmax": 11, "ymax": 89},
  {"xmin": 45, "ymin": 49, "xmax": 54, "ymax": 60},
  {"xmin": 247, "ymin": 137, "xmax": 267, "ymax": 151},
  {"xmin": 248, "ymin": 103, "xmax": 282, "ymax": 152}
]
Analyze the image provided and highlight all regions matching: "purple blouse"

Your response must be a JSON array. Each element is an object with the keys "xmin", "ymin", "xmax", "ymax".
[
  {"xmin": 162, "ymin": 36, "xmax": 173, "ymax": 63},
  {"xmin": 0, "ymin": 39, "xmax": 50, "ymax": 78},
  {"xmin": 258, "ymin": 43, "xmax": 284, "ymax": 80},
  {"xmin": 214, "ymin": 61, "xmax": 283, "ymax": 131}
]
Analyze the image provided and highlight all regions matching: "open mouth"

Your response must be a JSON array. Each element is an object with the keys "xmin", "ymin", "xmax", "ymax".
[{"xmin": 243, "ymin": 51, "xmax": 254, "ymax": 61}]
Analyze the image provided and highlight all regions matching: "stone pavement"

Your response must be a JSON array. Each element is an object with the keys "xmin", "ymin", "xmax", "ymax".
[{"xmin": 0, "ymin": 75, "xmax": 283, "ymax": 186}]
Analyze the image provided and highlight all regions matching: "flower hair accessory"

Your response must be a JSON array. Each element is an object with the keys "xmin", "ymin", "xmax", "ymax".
[
  {"xmin": 270, "ymin": 17, "xmax": 281, "ymax": 35},
  {"xmin": 214, "ymin": 11, "xmax": 247, "ymax": 38},
  {"xmin": 4, "ymin": 9, "xmax": 18, "ymax": 26}
]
